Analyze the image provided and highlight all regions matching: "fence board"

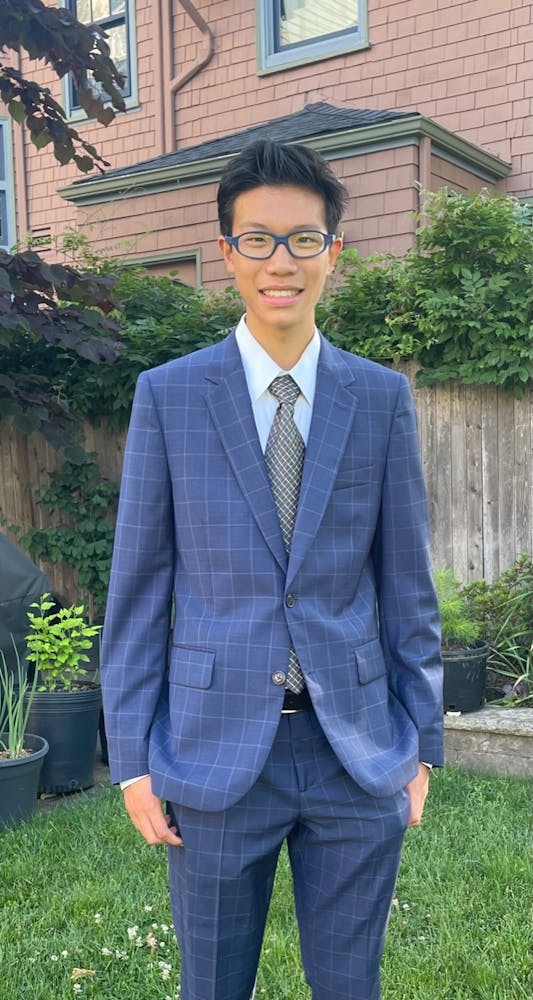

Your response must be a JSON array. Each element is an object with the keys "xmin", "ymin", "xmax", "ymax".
[{"xmin": 0, "ymin": 371, "xmax": 532, "ymax": 603}]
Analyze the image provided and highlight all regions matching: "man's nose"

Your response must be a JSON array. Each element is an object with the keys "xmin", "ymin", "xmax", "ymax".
[{"xmin": 265, "ymin": 242, "xmax": 298, "ymax": 270}]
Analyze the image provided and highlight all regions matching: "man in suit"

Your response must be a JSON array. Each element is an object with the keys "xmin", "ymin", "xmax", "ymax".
[{"xmin": 101, "ymin": 139, "xmax": 443, "ymax": 1000}]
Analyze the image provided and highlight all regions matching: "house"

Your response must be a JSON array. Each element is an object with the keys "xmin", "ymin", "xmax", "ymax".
[{"xmin": 2, "ymin": 0, "xmax": 531, "ymax": 285}]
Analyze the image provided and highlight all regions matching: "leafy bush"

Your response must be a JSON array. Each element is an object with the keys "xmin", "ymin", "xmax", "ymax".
[
  {"xmin": 53, "ymin": 269, "xmax": 242, "ymax": 430},
  {"xmin": 388, "ymin": 188, "xmax": 533, "ymax": 394},
  {"xmin": 317, "ymin": 250, "xmax": 429, "ymax": 361},
  {"xmin": 461, "ymin": 556, "xmax": 533, "ymax": 704}
]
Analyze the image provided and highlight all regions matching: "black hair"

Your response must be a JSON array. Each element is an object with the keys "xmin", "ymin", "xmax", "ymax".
[{"xmin": 217, "ymin": 139, "xmax": 348, "ymax": 236}]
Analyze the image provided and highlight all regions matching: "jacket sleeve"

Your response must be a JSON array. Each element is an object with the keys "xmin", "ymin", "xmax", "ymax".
[
  {"xmin": 372, "ymin": 375, "xmax": 444, "ymax": 766},
  {"xmin": 101, "ymin": 372, "xmax": 175, "ymax": 783}
]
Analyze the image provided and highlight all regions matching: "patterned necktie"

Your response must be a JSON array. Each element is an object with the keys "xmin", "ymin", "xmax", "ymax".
[{"xmin": 265, "ymin": 374, "xmax": 306, "ymax": 694}]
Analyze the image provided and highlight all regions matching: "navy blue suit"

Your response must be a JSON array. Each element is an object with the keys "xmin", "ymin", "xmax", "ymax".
[{"xmin": 102, "ymin": 330, "xmax": 443, "ymax": 999}]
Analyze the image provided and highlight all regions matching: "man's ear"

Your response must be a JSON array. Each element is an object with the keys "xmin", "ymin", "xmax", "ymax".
[
  {"xmin": 218, "ymin": 235, "xmax": 235, "ymax": 275},
  {"xmin": 327, "ymin": 234, "xmax": 344, "ymax": 274}
]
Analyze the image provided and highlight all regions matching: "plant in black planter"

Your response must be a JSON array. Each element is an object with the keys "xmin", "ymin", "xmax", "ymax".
[
  {"xmin": 24, "ymin": 594, "xmax": 102, "ymax": 794},
  {"xmin": 0, "ymin": 643, "xmax": 49, "ymax": 829},
  {"xmin": 434, "ymin": 569, "xmax": 490, "ymax": 713}
]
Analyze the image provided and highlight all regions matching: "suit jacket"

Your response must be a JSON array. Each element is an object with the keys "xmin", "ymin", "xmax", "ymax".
[{"xmin": 101, "ymin": 330, "xmax": 444, "ymax": 811}]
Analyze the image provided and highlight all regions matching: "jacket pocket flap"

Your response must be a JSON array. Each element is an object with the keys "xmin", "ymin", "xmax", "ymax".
[
  {"xmin": 354, "ymin": 638, "xmax": 387, "ymax": 684},
  {"xmin": 169, "ymin": 644, "xmax": 215, "ymax": 689}
]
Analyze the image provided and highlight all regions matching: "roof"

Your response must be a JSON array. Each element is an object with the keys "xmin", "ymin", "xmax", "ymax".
[
  {"xmin": 60, "ymin": 101, "xmax": 510, "ymax": 205},
  {"xmin": 78, "ymin": 102, "xmax": 419, "ymax": 183}
]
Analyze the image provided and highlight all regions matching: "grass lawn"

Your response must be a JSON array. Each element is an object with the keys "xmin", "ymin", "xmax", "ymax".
[{"xmin": 0, "ymin": 767, "xmax": 531, "ymax": 999}]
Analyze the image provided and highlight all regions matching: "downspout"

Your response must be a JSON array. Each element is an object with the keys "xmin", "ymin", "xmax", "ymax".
[{"xmin": 166, "ymin": 0, "xmax": 215, "ymax": 151}]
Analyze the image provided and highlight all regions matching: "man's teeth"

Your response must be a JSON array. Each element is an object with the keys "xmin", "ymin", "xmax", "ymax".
[{"xmin": 262, "ymin": 289, "xmax": 298, "ymax": 297}]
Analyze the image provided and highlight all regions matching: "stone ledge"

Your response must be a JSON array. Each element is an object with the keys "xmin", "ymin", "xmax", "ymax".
[{"xmin": 444, "ymin": 706, "xmax": 533, "ymax": 778}]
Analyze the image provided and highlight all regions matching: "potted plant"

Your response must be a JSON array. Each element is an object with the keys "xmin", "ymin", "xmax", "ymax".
[
  {"xmin": 434, "ymin": 569, "xmax": 490, "ymax": 713},
  {"xmin": 24, "ymin": 594, "xmax": 102, "ymax": 794},
  {"xmin": 0, "ymin": 642, "xmax": 49, "ymax": 829}
]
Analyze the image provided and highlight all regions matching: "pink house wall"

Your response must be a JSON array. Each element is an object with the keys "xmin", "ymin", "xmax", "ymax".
[{"xmin": 12, "ymin": 0, "xmax": 532, "ymax": 275}]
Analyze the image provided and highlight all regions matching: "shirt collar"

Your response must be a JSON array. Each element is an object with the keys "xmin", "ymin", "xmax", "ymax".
[{"xmin": 235, "ymin": 315, "xmax": 320, "ymax": 405}]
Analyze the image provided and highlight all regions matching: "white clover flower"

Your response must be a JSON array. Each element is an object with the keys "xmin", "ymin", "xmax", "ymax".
[
  {"xmin": 115, "ymin": 949, "xmax": 128, "ymax": 960},
  {"xmin": 151, "ymin": 922, "xmax": 159, "ymax": 930},
  {"xmin": 73, "ymin": 986, "xmax": 81, "ymax": 995},
  {"xmin": 61, "ymin": 950, "xmax": 69, "ymax": 958},
  {"xmin": 93, "ymin": 913, "xmax": 102, "ymax": 924},
  {"xmin": 51, "ymin": 955, "xmax": 58, "ymax": 962},
  {"xmin": 127, "ymin": 926, "xmax": 139, "ymax": 940},
  {"xmin": 143, "ymin": 904, "xmax": 153, "ymax": 912},
  {"xmin": 158, "ymin": 960, "xmax": 172, "ymax": 981},
  {"xmin": 101, "ymin": 947, "xmax": 113, "ymax": 957}
]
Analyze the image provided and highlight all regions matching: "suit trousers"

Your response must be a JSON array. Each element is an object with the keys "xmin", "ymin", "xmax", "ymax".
[{"xmin": 167, "ymin": 708, "xmax": 409, "ymax": 1000}]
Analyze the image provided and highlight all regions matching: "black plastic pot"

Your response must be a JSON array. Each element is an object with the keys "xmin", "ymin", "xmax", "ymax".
[
  {"xmin": 25, "ymin": 683, "xmax": 102, "ymax": 793},
  {"xmin": 0, "ymin": 733, "xmax": 49, "ymax": 829},
  {"xmin": 442, "ymin": 640, "xmax": 490, "ymax": 713}
]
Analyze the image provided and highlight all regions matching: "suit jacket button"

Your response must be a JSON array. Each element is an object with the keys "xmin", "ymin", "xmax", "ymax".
[
  {"xmin": 272, "ymin": 671, "xmax": 286, "ymax": 686},
  {"xmin": 285, "ymin": 594, "xmax": 295, "ymax": 608}
]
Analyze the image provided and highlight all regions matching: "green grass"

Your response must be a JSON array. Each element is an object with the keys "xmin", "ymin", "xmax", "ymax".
[{"xmin": 0, "ymin": 768, "xmax": 531, "ymax": 999}]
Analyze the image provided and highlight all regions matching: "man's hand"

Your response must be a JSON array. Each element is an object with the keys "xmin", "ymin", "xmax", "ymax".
[
  {"xmin": 406, "ymin": 763, "xmax": 431, "ymax": 828},
  {"xmin": 123, "ymin": 775, "xmax": 184, "ymax": 846}
]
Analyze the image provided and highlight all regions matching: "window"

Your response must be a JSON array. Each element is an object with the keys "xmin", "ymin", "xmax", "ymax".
[
  {"xmin": 64, "ymin": 0, "xmax": 137, "ymax": 117},
  {"xmin": 257, "ymin": 1, "xmax": 368, "ymax": 74},
  {"xmin": 0, "ymin": 121, "xmax": 15, "ymax": 250}
]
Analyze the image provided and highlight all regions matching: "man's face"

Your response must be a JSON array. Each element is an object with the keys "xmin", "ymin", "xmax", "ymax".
[{"xmin": 218, "ymin": 185, "xmax": 343, "ymax": 349}]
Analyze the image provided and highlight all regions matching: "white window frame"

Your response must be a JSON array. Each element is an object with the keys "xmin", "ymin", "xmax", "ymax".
[
  {"xmin": 62, "ymin": 0, "xmax": 139, "ymax": 122},
  {"xmin": 256, "ymin": 1, "xmax": 368, "ymax": 75},
  {"xmin": 0, "ymin": 120, "xmax": 16, "ymax": 250}
]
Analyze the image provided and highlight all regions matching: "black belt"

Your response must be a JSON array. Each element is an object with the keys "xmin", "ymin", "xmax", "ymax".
[{"xmin": 282, "ymin": 686, "xmax": 312, "ymax": 712}]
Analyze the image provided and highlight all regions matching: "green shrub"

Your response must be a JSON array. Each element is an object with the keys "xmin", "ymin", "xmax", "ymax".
[
  {"xmin": 461, "ymin": 555, "xmax": 533, "ymax": 704},
  {"xmin": 389, "ymin": 188, "xmax": 533, "ymax": 394}
]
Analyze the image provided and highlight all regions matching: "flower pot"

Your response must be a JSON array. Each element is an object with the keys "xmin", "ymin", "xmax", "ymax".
[
  {"xmin": 25, "ymin": 683, "xmax": 102, "ymax": 794},
  {"xmin": 442, "ymin": 640, "xmax": 490, "ymax": 713},
  {"xmin": 0, "ymin": 733, "xmax": 49, "ymax": 829}
]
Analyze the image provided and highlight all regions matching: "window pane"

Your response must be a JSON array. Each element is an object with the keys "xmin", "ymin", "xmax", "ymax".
[
  {"xmin": 75, "ymin": 0, "xmax": 92, "ymax": 24},
  {"xmin": 92, "ymin": 0, "xmax": 111, "ymax": 21},
  {"xmin": 107, "ymin": 23, "xmax": 128, "ymax": 75},
  {"xmin": 86, "ymin": 24, "xmax": 129, "ymax": 97},
  {"xmin": 111, "ymin": 0, "xmax": 126, "ymax": 13},
  {"xmin": 279, "ymin": 0, "xmax": 357, "ymax": 47}
]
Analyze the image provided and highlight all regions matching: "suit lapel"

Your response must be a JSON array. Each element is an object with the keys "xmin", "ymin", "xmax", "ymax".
[
  {"xmin": 288, "ymin": 338, "xmax": 359, "ymax": 583},
  {"xmin": 204, "ymin": 333, "xmax": 287, "ymax": 572}
]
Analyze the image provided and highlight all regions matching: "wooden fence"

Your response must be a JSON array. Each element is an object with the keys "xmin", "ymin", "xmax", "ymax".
[{"xmin": 1, "ymin": 367, "xmax": 531, "ymax": 605}]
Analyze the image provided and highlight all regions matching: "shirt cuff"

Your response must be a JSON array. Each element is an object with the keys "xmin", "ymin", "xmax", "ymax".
[{"xmin": 120, "ymin": 774, "xmax": 149, "ymax": 790}]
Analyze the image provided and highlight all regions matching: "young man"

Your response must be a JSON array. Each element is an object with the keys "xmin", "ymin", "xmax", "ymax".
[{"xmin": 101, "ymin": 139, "xmax": 443, "ymax": 1000}]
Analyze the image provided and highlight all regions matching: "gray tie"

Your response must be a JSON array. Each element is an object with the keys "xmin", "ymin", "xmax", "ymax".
[{"xmin": 265, "ymin": 374, "xmax": 305, "ymax": 694}]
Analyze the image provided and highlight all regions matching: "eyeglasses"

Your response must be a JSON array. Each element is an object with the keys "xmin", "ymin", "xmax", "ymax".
[{"xmin": 224, "ymin": 230, "xmax": 337, "ymax": 260}]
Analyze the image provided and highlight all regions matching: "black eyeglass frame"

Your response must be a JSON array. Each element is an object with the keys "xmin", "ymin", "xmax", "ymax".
[{"xmin": 223, "ymin": 230, "xmax": 338, "ymax": 259}]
